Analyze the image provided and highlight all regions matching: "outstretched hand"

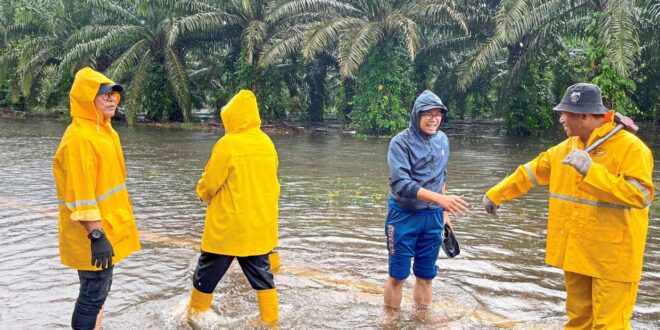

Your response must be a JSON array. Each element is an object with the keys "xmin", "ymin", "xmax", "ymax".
[
  {"xmin": 483, "ymin": 195, "xmax": 499, "ymax": 216},
  {"xmin": 436, "ymin": 194, "xmax": 469, "ymax": 217}
]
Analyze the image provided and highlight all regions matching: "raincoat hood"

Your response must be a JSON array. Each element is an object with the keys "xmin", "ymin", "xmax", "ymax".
[
  {"xmin": 410, "ymin": 90, "xmax": 448, "ymax": 136},
  {"xmin": 70, "ymin": 67, "xmax": 121, "ymax": 122},
  {"xmin": 221, "ymin": 90, "xmax": 261, "ymax": 133}
]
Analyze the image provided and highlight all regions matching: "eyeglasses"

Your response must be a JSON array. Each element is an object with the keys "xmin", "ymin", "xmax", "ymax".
[
  {"xmin": 420, "ymin": 112, "xmax": 443, "ymax": 120},
  {"xmin": 99, "ymin": 91, "xmax": 119, "ymax": 102}
]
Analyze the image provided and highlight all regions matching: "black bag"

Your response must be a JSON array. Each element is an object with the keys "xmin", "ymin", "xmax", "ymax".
[{"xmin": 442, "ymin": 226, "xmax": 460, "ymax": 258}]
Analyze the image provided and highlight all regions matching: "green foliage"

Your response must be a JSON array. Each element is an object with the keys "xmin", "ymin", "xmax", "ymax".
[
  {"xmin": 350, "ymin": 42, "xmax": 415, "ymax": 136},
  {"xmin": 141, "ymin": 62, "xmax": 177, "ymax": 122},
  {"xmin": 233, "ymin": 51, "xmax": 289, "ymax": 122},
  {"xmin": 0, "ymin": 0, "xmax": 657, "ymax": 133},
  {"xmin": 585, "ymin": 13, "xmax": 639, "ymax": 115},
  {"xmin": 500, "ymin": 59, "xmax": 554, "ymax": 136}
]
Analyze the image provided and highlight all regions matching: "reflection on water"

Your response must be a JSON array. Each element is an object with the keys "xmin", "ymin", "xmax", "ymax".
[{"xmin": 0, "ymin": 118, "xmax": 658, "ymax": 329}]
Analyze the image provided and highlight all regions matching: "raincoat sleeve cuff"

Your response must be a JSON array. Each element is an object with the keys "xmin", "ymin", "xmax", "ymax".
[
  {"xmin": 485, "ymin": 190, "xmax": 501, "ymax": 206},
  {"xmin": 70, "ymin": 209, "xmax": 102, "ymax": 222}
]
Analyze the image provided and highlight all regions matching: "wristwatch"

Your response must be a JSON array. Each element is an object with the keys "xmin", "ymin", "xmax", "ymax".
[{"xmin": 88, "ymin": 229, "xmax": 105, "ymax": 241}]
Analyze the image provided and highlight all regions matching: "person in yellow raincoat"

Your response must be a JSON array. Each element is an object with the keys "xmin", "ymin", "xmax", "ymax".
[
  {"xmin": 187, "ymin": 90, "xmax": 280, "ymax": 324},
  {"xmin": 483, "ymin": 83, "xmax": 654, "ymax": 329},
  {"xmin": 53, "ymin": 67, "xmax": 141, "ymax": 330}
]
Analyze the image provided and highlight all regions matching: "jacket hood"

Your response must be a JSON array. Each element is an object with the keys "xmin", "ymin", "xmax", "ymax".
[
  {"xmin": 69, "ymin": 67, "xmax": 120, "ymax": 122},
  {"xmin": 410, "ymin": 90, "xmax": 448, "ymax": 136},
  {"xmin": 221, "ymin": 89, "xmax": 261, "ymax": 133}
]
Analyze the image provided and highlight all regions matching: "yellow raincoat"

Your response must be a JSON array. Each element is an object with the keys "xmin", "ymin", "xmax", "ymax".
[
  {"xmin": 53, "ymin": 67, "xmax": 141, "ymax": 271},
  {"xmin": 486, "ymin": 111, "xmax": 654, "ymax": 282},
  {"xmin": 196, "ymin": 90, "xmax": 280, "ymax": 256}
]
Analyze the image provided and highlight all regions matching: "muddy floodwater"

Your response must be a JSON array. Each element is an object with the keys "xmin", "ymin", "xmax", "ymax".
[{"xmin": 1, "ymin": 118, "xmax": 658, "ymax": 329}]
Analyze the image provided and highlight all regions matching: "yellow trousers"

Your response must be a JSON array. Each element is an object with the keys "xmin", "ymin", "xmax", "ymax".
[{"xmin": 564, "ymin": 271, "xmax": 638, "ymax": 330}]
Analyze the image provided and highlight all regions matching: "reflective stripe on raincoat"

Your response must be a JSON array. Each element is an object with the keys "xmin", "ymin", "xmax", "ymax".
[
  {"xmin": 486, "ymin": 111, "xmax": 654, "ymax": 282},
  {"xmin": 53, "ymin": 67, "xmax": 141, "ymax": 271},
  {"xmin": 196, "ymin": 90, "xmax": 280, "ymax": 256}
]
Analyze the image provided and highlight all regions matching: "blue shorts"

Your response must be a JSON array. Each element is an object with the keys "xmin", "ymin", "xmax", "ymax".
[{"xmin": 385, "ymin": 199, "xmax": 444, "ymax": 280}]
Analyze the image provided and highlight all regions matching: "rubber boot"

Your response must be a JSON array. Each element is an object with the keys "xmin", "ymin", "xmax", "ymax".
[
  {"xmin": 187, "ymin": 287, "xmax": 212, "ymax": 317},
  {"xmin": 257, "ymin": 288, "xmax": 278, "ymax": 324},
  {"xmin": 268, "ymin": 251, "xmax": 280, "ymax": 274}
]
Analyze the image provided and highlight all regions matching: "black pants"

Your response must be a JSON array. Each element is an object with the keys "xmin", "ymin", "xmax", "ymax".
[
  {"xmin": 193, "ymin": 252, "xmax": 275, "ymax": 294},
  {"xmin": 72, "ymin": 266, "xmax": 113, "ymax": 330}
]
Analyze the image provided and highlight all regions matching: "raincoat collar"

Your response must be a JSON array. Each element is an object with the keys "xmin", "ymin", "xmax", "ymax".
[
  {"xmin": 584, "ymin": 110, "xmax": 617, "ymax": 149},
  {"xmin": 221, "ymin": 90, "xmax": 261, "ymax": 133},
  {"xmin": 410, "ymin": 90, "xmax": 447, "ymax": 138},
  {"xmin": 69, "ymin": 67, "xmax": 121, "ymax": 127}
]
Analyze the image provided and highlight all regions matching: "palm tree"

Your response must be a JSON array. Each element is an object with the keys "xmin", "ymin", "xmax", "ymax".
[
  {"xmin": 459, "ymin": 0, "xmax": 645, "ymax": 89},
  {"xmin": 168, "ymin": 0, "xmax": 302, "ymax": 121},
  {"xmin": 634, "ymin": 0, "xmax": 660, "ymax": 122},
  {"xmin": 266, "ymin": 0, "xmax": 469, "ymax": 78},
  {"xmin": 0, "ymin": 0, "xmax": 86, "ymax": 111},
  {"xmin": 61, "ymin": 0, "xmax": 235, "ymax": 124},
  {"xmin": 414, "ymin": 0, "xmax": 500, "ymax": 109},
  {"xmin": 259, "ymin": 0, "xmax": 469, "ymax": 128}
]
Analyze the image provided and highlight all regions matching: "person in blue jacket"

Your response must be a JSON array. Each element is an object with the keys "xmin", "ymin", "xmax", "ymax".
[{"xmin": 384, "ymin": 90, "xmax": 469, "ymax": 313}]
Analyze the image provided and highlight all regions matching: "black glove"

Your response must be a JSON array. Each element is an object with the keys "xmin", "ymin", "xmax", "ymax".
[
  {"xmin": 89, "ymin": 229, "xmax": 114, "ymax": 269},
  {"xmin": 483, "ymin": 195, "xmax": 499, "ymax": 216}
]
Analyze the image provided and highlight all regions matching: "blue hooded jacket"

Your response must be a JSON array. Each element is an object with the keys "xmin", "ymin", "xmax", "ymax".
[{"xmin": 388, "ymin": 90, "xmax": 449, "ymax": 211}]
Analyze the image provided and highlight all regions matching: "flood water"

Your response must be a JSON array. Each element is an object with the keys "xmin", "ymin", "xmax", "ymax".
[{"xmin": 0, "ymin": 117, "xmax": 658, "ymax": 329}]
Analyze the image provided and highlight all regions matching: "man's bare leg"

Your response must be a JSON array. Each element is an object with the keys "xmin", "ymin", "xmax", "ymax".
[
  {"xmin": 413, "ymin": 278, "xmax": 432, "ymax": 308},
  {"xmin": 94, "ymin": 306, "xmax": 104, "ymax": 330},
  {"xmin": 384, "ymin": 276, "xmax": 405, "ymax": 309}
]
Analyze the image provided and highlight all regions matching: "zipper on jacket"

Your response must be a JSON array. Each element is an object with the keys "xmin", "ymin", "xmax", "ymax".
[{"xmin": 428, "ymin": 139, "xmax": 436, "ymax": 183}]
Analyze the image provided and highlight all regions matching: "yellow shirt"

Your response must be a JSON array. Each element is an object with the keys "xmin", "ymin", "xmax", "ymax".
[
  {"xmin": 486, "ymin": 112, "xmax": 654, "ymax": 282},
  {"xmin": 53, "ymin": 67, "xmax": 141, "ymax": 270},
  {"xmin": 196, "ymin": 90, "xmax": 280, "ymax": 256}
]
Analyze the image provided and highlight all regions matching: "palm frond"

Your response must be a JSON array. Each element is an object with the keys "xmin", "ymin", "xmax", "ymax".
[
  {"xmin": 18, "ymin": 36, "xmax": 53, "ymax": 66},
  {"xmin": 384, "ymin": 13, "xmax": 420, "ymax": 60},
  {"xmin": 242, "ymin": 19, "xmax": 267, "ymax": 64},
  {"xmin": 505, "ymin": 23, "xmax": 554, "ymax": 91},
  {"xmin": 338, "ymin": 21, "xmax": 384, "ymax": 77},
  {"xmin": 37, "ymin": 64, "xmax": 61, "ymax": 104},
  {"xmin": 417, "ymin": 35, "xmax": 474, "ymax": 59},
  {"xmin": 84, "ymin": 0, "xmax": 139, "ymax": 23},
  {"xmin": 0, "ymin": 52, "xmax": 18, "ymax": 79},
  {"xmin": 124, "ymin": 50, "xmax": 152, "ymax": 125},
  {"xmin": 268, "ymin": 0, "xmax": 358, "ymax": 22},
  {"xmin": 149, "ymin": 0, "xmax": 219, "ymax": 14},
  {"xmin": 21, "ymin": 46, "xmax": 56, "ymax": 77},
  {"xmin": 407, "ymin": 1, "xmax": 468, "ymax": 35},
  {"xmin": 259, "ymin": 27, "xmax": 306, "ymax": 67},
  {"xmin": 459, "ymin": 0, "xmax": 579, "ymax": 89},
  {"xmin": 20, "ymin": 63, "xmax": 44, "ymax": 98},
  {"xmin": 601, "ymin": 0, "xmax": 640, "ymax": 76},
  {"xmin": 61, "ymin": 26, "xmax": 147, "ymax": 71},
  {"xmin": 66, "ymin": 26, "xmax": 123, "ymax": 48},
  {"xmin": 164, "ymin": 47, "xmax": 192, "ymax": 122},
  {"xmin": 106, "ymin": 39, "xmax": 151, "ymax": 83},
  {"xmin": 302, "ymin": 17, "xmax": 363, "ymax": 59},
  {"xmin": 458, "ymin": 36, "xmax": 506, "ymax": 89},
  {"xmin": 168, "ymin": 11, "xmax": 239, "ymax": 46},
  {"xmin": 6, "ymin": 21, "xmax": 46, "ymax": 39}
]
